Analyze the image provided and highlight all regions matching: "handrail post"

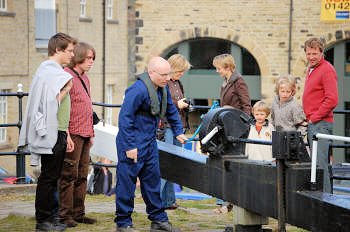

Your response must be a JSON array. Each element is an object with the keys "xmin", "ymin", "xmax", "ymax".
[
  {"xmin": 309, "ymin": 133, "xmax": 350, "ymax": 191},
  {"xmin": 16, "ymin": 83, "xmax": 26, "ymax": 184},
  {"xmin": 310, "ymin": 135, "xmax": 318, "ymax": 191}
]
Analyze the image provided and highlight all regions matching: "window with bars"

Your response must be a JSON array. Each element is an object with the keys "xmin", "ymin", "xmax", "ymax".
[
  {"xmin": 107, "ymin": 0, "xmax": 113, "ymax": 20},
  {"xmin": 106, "ymin": 85, "xmax": 113, "ymax": 125},
  {"xmin": 345, "ymin": 42, "xmax": 350, "ymax": 76},
  {"xmin": 162, "ymin": 38, "xmax": 261, "ymax": 100},
  {"xmin": 0, "ymin": 0, "xmax": 7, "ymax": 11},
  {"xmin": 346, "ymin": 102, "xmax": 350, "ymax": 162},
  {"xmin": 35, "ymin": 0, "xmax": 56, "ymax": 48},
  {"xmin": 189, "ymin": 39, "xmax": 231, "ymax": 70},
  {"xmin": 0, "ymin": 90, "xmax": 8, "ymax": 143},
  {"xmin": 80, "ymin": 0, "xmax": 87, "ymax": 17}
]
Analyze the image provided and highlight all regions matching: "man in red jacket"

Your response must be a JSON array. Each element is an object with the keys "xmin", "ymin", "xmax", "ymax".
[{"xmin": 302, "ymin": 37, "xmax": 338, "ymax": 193}]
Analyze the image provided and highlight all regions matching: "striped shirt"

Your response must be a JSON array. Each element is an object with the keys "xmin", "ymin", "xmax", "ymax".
[
  {"xmin": 64, "ymin": 67, "xmax": 94, "ymax": 137},
  {"xmin": 167, "ymin": 80, "xmax": 186, "ymax": 127}
]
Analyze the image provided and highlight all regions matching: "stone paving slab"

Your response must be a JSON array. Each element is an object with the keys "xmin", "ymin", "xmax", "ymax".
[
  {"xmin": 0, "ymin": 184, "xmax": 229, "ymax": 231},
  {"xmin": 0, "ymin": 183, "xmax": 36, "ymax": 193},
  {"xmin": 0, "ymin": 184, "xmax": 143, "ymax": 220}
]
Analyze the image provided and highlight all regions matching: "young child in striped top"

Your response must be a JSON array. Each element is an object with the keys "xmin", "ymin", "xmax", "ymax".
[{"xmin": 245, "ymin": 101, "xmax": 275, "ymax": 161}]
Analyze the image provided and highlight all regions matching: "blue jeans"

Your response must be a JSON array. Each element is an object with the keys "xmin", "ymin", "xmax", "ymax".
[
  {"xmin": 160, "ymin": 128, "xmax": 181, "ymax": 208},
  {"xmin": 307, "ymin": 121, "xmax": 333, "ymax": 193},
  {"xmin": 216, "ymin": 198, "xmax": 224, "ymax": 205}
]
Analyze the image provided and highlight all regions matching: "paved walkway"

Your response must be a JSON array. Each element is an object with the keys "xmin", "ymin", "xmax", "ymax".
[
  {"xmin": 0, "ymin": 184, "xmax": 228, "ymax": 232},
  {"xmin": 0, "ymin": 184, "xmax": 141, "ymax": 220}
]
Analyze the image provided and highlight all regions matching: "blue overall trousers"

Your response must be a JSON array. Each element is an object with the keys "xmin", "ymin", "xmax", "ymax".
[{"xmin": 115, "ymin": 76, "xmax": 183, "ymax": 228}]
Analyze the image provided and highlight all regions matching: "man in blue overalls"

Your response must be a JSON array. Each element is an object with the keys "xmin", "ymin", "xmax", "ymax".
[{"xmin": 115, "ymin": 57, "xmax": 187, "ymax": 232}]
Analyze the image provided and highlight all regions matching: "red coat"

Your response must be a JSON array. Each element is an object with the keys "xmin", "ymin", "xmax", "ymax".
[{"xmin": 302, "ymin": 58, "xmax": 338, "ymax": 123}]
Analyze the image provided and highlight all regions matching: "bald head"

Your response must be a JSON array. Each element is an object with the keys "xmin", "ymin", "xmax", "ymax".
[
  {"xmin": 147, "ymin": 56, "xmax": 171, "ymax": 88},
  {"xmin": 148, "ymin": 56, "xmax": 170, "ymax": 71}
]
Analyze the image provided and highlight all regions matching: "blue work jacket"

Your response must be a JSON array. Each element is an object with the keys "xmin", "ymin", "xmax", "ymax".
[{"xmin": 116, "ymin": 78, "xmax": 183, "ymax": 154}]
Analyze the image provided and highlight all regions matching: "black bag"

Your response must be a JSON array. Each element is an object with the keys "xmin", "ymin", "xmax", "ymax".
[
  {"xmin": 156, "ymin": 118, "xmax": 166, "ymax": 141},
  {"xmin": 156, "ymin": 128, "xmax": 166, "ymax": 141},
  {"xmin": 92, "ymin": 165, "xmax": 112, "ymax": 195},
  {"xmin": 93, "ymin": 111, "xmax": 100, "ymax": 125}
]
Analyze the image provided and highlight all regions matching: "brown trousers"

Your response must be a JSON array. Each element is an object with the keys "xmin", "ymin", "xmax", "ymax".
[{"xmin": 59, "ymin": 134, "xmax": 91, "ymax": 221}]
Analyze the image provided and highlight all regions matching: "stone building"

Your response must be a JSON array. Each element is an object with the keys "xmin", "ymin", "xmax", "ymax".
[
  {"xmin": 130, "ymin": 0, "xmax": 350, "ymax": 162},
  {"xmin": 1, "ymin": 0, "xmax": 350, "ymax": 175},
  {"xmin": 0, "ymin": 0, "xmax": 128, "ymax": 174}
]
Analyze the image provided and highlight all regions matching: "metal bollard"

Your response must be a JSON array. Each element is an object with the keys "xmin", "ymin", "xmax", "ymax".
[{"xmin": 16, "ymin": 83, "xmax": 26, "ymax": 184}]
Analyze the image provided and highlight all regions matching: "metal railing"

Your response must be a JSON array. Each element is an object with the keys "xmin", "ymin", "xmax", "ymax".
[
  {"xmin": 0, "ymin": 84, "xmax": 29, "ymax": 183},
  {"xmin": 310, "ymin": 133, "xmax": 350, "ymax": 190},
  {"xmin": 1, "ymin": 88, "xmax": 350, "ymax": 183}
]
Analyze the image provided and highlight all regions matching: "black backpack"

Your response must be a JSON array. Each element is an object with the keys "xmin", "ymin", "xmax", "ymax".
[{"xmin": 87, "ymin": 165, "xmax": 112, "ymax": 195}]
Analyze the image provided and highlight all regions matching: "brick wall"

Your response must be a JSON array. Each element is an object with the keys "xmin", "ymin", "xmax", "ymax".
[
  {"xmin": 0, "ymin": 0, "xmax": 128, "ymax": 174},
  {"xmin": 133, "ymin": 0, "xmax": 350, "ymax": 102}
]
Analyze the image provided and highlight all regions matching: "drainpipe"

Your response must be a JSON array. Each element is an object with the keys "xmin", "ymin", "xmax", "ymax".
[
  {"xmin": 288, "ymin": 0, "xmax": 293, "ymax": 74},
  {"xmin": 66, "ymin": 0, "xmax": 69, "ymax": 33},
  {"xmin": 102, "ymin": 0, "xmax": 106, "ymax": 125}
]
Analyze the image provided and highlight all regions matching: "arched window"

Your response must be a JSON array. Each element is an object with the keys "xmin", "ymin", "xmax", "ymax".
[
  {"xmin": 162, "ymin": 38, "xmax": 261, "ymax": 101},
  {"xmin": 324, "ymin": 40, "xmax": 350, "ymax": 162}
]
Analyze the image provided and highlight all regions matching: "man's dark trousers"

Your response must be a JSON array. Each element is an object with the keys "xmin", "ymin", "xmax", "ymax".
[{"xmin": 35, "ymin": 131, "xmax": 67, "ymax": 222}]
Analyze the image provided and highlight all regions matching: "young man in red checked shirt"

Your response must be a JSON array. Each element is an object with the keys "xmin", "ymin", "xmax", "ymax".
[
  {"xmin": 59, "ymin": 42, "xmax": 97, "ymax": 227},
  {"xmin": 302, "ymin": 37, "xmax": 338, "ymax": 193}
]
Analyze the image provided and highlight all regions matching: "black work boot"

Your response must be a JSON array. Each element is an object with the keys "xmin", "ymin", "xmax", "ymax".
[
  {"xmin": 116, "ymin": 225, "xmax": 139, "ymax": 232},
  {"xmin": 74, "ymin": 216, "xmax": 97, "ymax": 224},
  {"xmin": 36, "ymin": 221, "xmax": 53, "ymax": 232},
  {"xmin": 150, "ymin": 221, "xmax": 181, "ymax": 232},
  {"xmin": 62, "ymin": 218, "xmax": 78, "ymax": 227},
  {"xmin": 51, "ymin": 216, "xmax": 69, "ymax": 229},
  {"xmin": 36, "ymin": 221, "xmax": 66, "ymax": 231}
]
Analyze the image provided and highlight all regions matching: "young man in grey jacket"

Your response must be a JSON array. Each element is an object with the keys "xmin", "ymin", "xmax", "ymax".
[{"xmin": 19, "ymin": 33, "xmax": 77, "ymax": 232}]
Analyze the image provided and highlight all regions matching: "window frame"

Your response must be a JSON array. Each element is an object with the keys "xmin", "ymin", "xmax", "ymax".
[
  {"xmin": 106, "ymin": 0, "xmax": 113, "ymax": 20},
  {"xmin": 35, "ymin": 0, "xmax": 57, "ymax": 48},
  {"xmin": 0, "ymin": 0, "xmax": 7, "ymax": 12},
  {"xmin": 80, "ymin": 0, "xmax": 87, "ymax": 18},
  {"xmin": 106, "ymin": 84, "xmax": 113, "ymax": 125}
]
